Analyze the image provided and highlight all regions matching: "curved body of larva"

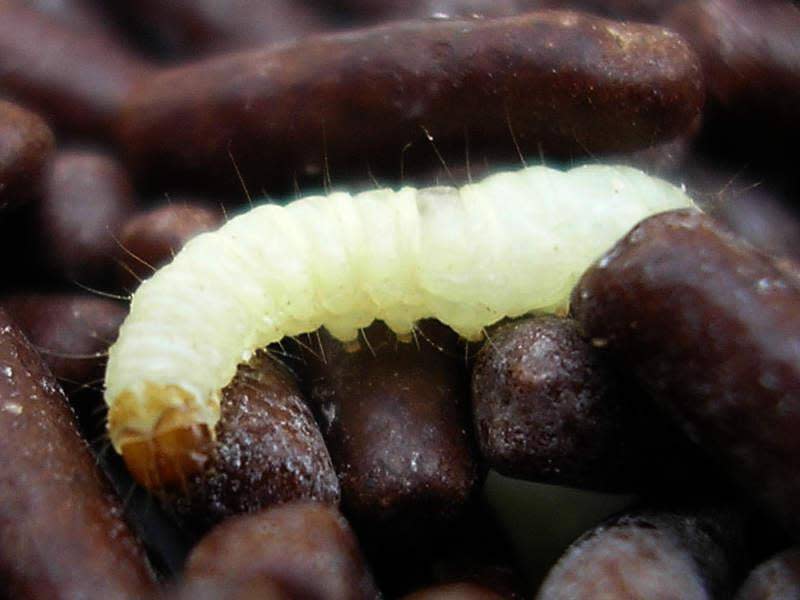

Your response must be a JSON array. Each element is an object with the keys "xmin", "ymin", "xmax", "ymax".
[{"xmin": 105, "ymin": 164, "xmax": 696, "ymax": 469}]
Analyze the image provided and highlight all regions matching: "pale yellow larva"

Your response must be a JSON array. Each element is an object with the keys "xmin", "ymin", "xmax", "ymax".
[{"xmin": 104, "ymin": 164, "xmax": 697, "ymax": 487}]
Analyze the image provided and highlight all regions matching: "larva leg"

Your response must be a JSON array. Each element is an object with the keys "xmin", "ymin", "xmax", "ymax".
[{"xmin": 105, "ymin": 164, "xmax": 697, "ymax": 490}]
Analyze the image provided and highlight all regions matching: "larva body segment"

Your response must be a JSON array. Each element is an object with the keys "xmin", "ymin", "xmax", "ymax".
[{"xmin": 105, "ymin": 164, "xmax": 696, "ymax": 486}]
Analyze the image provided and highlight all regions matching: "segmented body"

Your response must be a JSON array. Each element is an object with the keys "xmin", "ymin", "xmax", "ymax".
[{"xmin": 105, "ymin": 165, "xmax": 696, "ymax": 454}]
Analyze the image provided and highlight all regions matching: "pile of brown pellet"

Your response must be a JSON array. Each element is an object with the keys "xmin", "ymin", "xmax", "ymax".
[{"xmin": 0, "ymin": 1, "xmax": 798, "ymax": 598}]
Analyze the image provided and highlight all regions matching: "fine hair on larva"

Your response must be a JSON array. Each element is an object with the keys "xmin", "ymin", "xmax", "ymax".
[{"xmin": 104, "ymin": 163, "xmax": 698, "ymax": 489}]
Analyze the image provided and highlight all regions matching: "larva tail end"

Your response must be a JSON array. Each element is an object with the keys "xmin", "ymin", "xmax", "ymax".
[{"xmin": 121, "ymin": 421, "xmax": 213, "ymax": 491}]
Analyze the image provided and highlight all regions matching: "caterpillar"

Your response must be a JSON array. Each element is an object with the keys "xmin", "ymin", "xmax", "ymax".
[{"xmin": 104, "ymin": 164, "xmax": 697, "ymax": 488}]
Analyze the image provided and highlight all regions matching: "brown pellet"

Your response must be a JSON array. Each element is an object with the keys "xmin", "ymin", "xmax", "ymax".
[
  {"xmin": 185, "ymin": 501, "xmax": 379, "ymax": 600},
  {"xmin": 0, "ymin": 100, "xmax": 54, "ymax": 213},
  {"xmin": 0, "ymin": 307, "xmax": 156, "ymax": 598},
  {"xmin": 305, "ymin": 321, "xmax": 480, "ymax": 528},
  {"xmin": 472, "ymin": 315, "xmax": 646, "ymax": 492},
  {"xmin": 537, "ymin": 506, "xmax": 745, "ymax": 599},
  {"xmin": 116, "ymin": 201, "xmax": 222, "ymax": 290},
  {"xmin": 1, "ymin": 292, "xmax": 126, "ymax": 389},
  {"xmin": 38, "ymin": 149, "xmax": 137, "ymax": 283},
  {"xmin": 735, "ymin": 547, "xmax": 800, "ymax": 600},
  {"xmin": 571, "ymin": 209, "xmax": 800, "ymax": 537},
  {"xmin": 118, "ymin": 11, "xmax": 703, "ymax": 193},
  {"xmin": 0, "ymin": 1, "xmax": 152, "ymax": 137},
  {"xmin": 146, "ymin": 351, "xmax": 340, "ymax": 531},
  {"xmin": 665, "ymin": 0, "xmax": 800, "ymax": 149},
  {"xmin": 168, "ymin": 575, "xmax": 290, "ymax": 600}
]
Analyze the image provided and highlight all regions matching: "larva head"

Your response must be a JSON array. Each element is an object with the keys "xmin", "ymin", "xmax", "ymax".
[{"xmin": 108, "ymin": 384, "xmax": 217, "ymax": 490}]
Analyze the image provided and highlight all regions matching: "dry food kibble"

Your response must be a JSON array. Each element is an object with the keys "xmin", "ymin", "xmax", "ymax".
[
  {"xmin": 1, "ymin": 292, "xmax": 126, "ymax": 388},
  {"xmin": 735, "ymin": 547, "xmax": 800, "ymax": 600},
  {"xmin": 0, "ymin": 100, "xmax": 54, "ymax": 213},
  {"xmin": 141, "ymin": 352, "xmax": 340, "ymax": 530},
  {"xmin": 18, "ymin": 0, "xmax": 117, "ymax": 35},
  {"xmin": 304, "ymin": 322, "xmax": 479, "ymax": 528},
  {"xmin": 664, "ymin": 0, "xmax": 800, "ymax": 150},
  {"xmin": 0, "ymin": 1, "xmax": 151, "ymax": 136},
  {"xmin": 168, "ymin": 575, "xmax": 290, "ymax": 600},
  {"xmin": 0, "ymin": 307, "xmax": 156, "ymax": 598},
  {"xmin": 38, "ymin": 149, "xmax": 137, "ymax": 283},
  {"xmin": 117, "ymin": 11, "xmax": 703, "ymax": 192},
  {"xmin": 473, "ymin": 315, "xmax": 633, "ymax": 490},
  {"xmin": 184, "ymin": 501, "xmax": 380, "ymax": 600},
  {"xmin": 572, "ymin": 210, "xmax": 800, "ymax": 537},
  {"xmin": 116, "ymin": 201, "xmax": 223, "ymax": 289},
  {"xmin": 537, "ymin": 506, "xmax": 745, "ymax": 599}
]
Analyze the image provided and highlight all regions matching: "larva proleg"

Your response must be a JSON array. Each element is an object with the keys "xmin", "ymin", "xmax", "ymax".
[{"xmin": 104, "ymin": 164, "xmax": 697, "ymax": 490}]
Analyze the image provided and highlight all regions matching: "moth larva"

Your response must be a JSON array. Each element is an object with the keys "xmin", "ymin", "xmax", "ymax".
[{"xmin": 105, "ymin": 164, "xmax": 697, "ymax": 489}]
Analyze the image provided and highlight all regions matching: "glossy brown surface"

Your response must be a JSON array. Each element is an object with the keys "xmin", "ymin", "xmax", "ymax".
[
  {"xmin": 0, "ymin": 100, "xmax": 54, "ymax": 213},
  {"xmin": 0, "ymin": 307, "xmax": 156, "ymax": 598},
  {"xmin": 736, "ymin": 548, "xmax": 800, "ymax": 600},
  {"xmin": 665, "ymin": 0, "xmax": 800, "ymax": 148},
  {"xmin": 118, "ymin": 11, "xmax": 703, "ymax": 193},
  {"xmin": 185, "ymin": 502, "xmax": 379, "ymax": 600},
  {"xmin": 0, "ymin": 1, "xmax": 151, "ymax": 136},
  {"xmin": 473, "ymin": 316, "xmax": 642, "ymax": 491},
  {"xmin": 18, "ymin": 0, "xmax": 116, "ymax": 34},
  {"xmin": 571, "ymin": 210, "xmax": 800, "ymax": 537},
  {"xmin": 159, "ymin": 352, "xmax": 340, "ymax": 530},
  {"xmin": 117, "ymin": 201, "xmax": 222, "ymax": 289},
  {"xmin": 1, "ymin": 292, "xmax": 127, "ymax": 388},
  {"xmin": 38, "ymin": 149, "xmax": 137, "ymax": 283},
  {"xmin": 305, "ymin": 322, "xmax": 479, "ymax": 528},
  {"xmin": 538, "ymin": 507, "xmax": 745, "ymax": 599},
  {"xmin": 168, "ymin": 575, "xmax": 290, "ymax": 600}
]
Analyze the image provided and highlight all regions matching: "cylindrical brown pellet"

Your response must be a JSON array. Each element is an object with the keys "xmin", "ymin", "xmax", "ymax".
[
  {"xmin": 0, "ymin": 307, "xmax": 156, "ymax": 598},
  {"xmin": 113, "ymin": 0, "xmax": 328, "ymax": 58},
  {"xmin": 571, "ymin": 210, "xmax": 800, "ymax": 537},
  {"xmin": 168, "ymin": 575, "xmax": 290, "ymax": 600},
  {"xmin": 148, "ymin": 351, "xmax": 340, "ymax": 531},
  {"xmin": 472, "ymin": 315, "xmax": 678, "ymax": 492},
  {"xmin": 118, "ymin": 11, "xmax": 703, "ymax": 193},
  {"xmin": 184, "ymin": 501, "xmax": 379, "ymax": 600},
  {"xmin": 116, "ymin": 201, "xmax": 222, "ymax": 290},
  {"xmin": 1, "ymin": 292, "xmax": 126, "ymax": 389},
  {"xmin": 735, "ymin": 547, "xmax": 800, "ymax": 600},
  {"xmin": 0, "ymin": 100, "xmax": 54, "ymax": 213},
  {"xmin": 537, "ymin": 506, "xmax": 745, "ymax": 599},
  {"xmin": 0, "ymin": 1, "xmax": 151, "ymax": 136},
  {"xmin": 305, "ymin": 321, "xmax": 480, "ymax": 528},
  {"xmin": 664, "ymin": 0, "xmax": 800, "ymax": 147},
  {"xmin": 38, "ymin": 149, "xmax": 137, "ymax": 283}
]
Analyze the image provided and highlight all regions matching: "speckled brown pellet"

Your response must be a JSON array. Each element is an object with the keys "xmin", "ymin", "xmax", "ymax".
[
  {"xmin": 735, "ymin": 547, "xmax": 800, "ymax": 600},
  {"xmin": 118, "ymin": 11, "xmax": 703, "ymax": 193},
  {"xmin": 0, "ymin": 1, "xmax": 151, "ymax": 136},
  {"xmin": 157, "ymin": 351, "xmax": 340, "ymax": 532},
  {"xmin": 537, "ymin": 506, "xmax": 745, "ymax": 599},
  {"xmin": 0, "ymin": 100, "xmax": 54, "ymax": 213},
  {"xmin": 38, "ymin": 149, "xmax": 137, "ymax": 283},
  {"xmin": 472, "ymin": 316, "xmax": 641, "ymax": 491},
  {"xmin": 167, "ymin": 575, "xmax": 290, "ymax": 600},
  {"xmin": 18, "ymin": 0, "xmax": 116, "ymax": 34},
  {"xmin": 185, "ymin": 501, "xmax": 379, "ymax": 600},
  {"xmin": 1, "ymin": 292, "xmax": 126, "ymax": 388},
  {"xmin": 571, "ymin": 210, "xmax": 800, "ymax": 537},
  {"xmin": 117, "ymin": 201, "xmax": 222, "ymax": 290},
  {"xmin": 305, "ymin": 322, "xmax": 480, "ymax": 528},
  {"xmin": 0, "ymin": 307, "xmax": 156, "ymax": 599}
]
